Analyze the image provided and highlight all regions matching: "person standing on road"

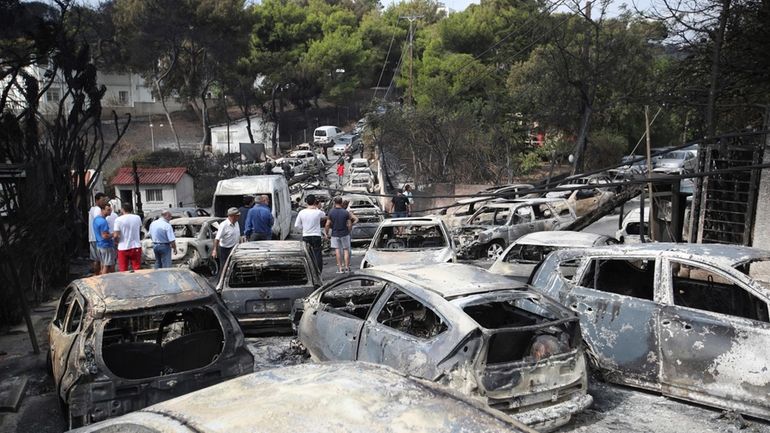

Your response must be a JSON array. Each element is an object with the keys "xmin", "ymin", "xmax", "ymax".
[
  {"xmin": 213, "ymin": 207, "xmax": 241, "ymax": 271},
  {"xmin": 325, "ymin": 196, "xmax": 353, "ymax": 273},
  {"xmin": 403, "ymin": 184, "xmax": 414, "ymax": 207},
  {"xmin": 389, "ymin": 188, "xmax": 411, "ymax": 218},
  {"xmin": 148, "ymin": 210, "xmax": 177, "ymax": 268},
  {"xmin": 93, "ymin": 203, "xmax": 116, "ymax": 274},
  {"xmin": 295, "ymin": 194, "xmax": 325, "ymax": 272},
  {"xmin": 113, "ymin": 203, "xmax": 143, "ymax": 272},
  {"xmin": 244, "ymin": 195, "xmax": 274, "ymax": 241},
  {"xmin": 88, "ymin": 192, "xmax": 108, "ymax": 274},
  {"xmin": 238, "ymin": 195, "xmax": 254, "ymax": 236},
  {"xmin": 336, "ymin": 160, "xmax": 345, "ymax": 186}
]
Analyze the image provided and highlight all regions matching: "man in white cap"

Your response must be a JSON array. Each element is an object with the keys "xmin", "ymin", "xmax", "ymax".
[{"xmin": 212, "ymin": 207, "xmax": 241, "ymax": 270}]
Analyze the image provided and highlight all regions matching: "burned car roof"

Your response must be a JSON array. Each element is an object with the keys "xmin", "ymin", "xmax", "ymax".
[
  {"xmin": 565, "ymin": 242, "xmax": 770, "ymax": 268},
  {"xmin": 169, "ymin": 216, "xmax": 222, "ymax": 225},
  {"xmin": 513, "ymin": 231, "xmax": 613, "ymax": 247},
  {"xmin": 364, "ymin": 263, "xmax": 528, "ymax": 299},
  {"xmin": 74, "ymin": 269, "xmax": 215, "ymax": 315},
  {"xmin": 380, "ymin": 217, "xmax": 443, "ymax": 226},
  {"xmin": 71, "ymin": 362, "xmax": 534, "ymax": 433},
  {"xmin": 233, "ymin": 240, "xmax": 306, "ymax": 253}
]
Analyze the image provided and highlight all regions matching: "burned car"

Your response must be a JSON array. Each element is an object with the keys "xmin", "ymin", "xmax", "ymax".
[
  {"xmin": 71, "ymin": 362, "xmax": 537, "ymax": 433},
  {"xmin": 294, "ymin": 263, "xmax": 592, "ymax": 431},
  {"xmin": 545, "ymin": 184, "xmax": 615, "ymax": 217},
  {"xmin": 361, "ymin": 217, "xmax": 456, "ymax": 268},
  {"xmin": 343, "ymin": 194, "xmax": 384, "ymax": 246},
  {"xmin": 489, "ymin": 231, "xmax": 616, "ymax": 282},
  {"xmin": 48, "ymin": 269, "xmax": 254, "ymax": 428},
  {"xmin": 141, "ymin": 217, "xmax": 223, "ymax": 273},
  {"xmin": 217, "ymin": 241, "xmax": 322, "ymax": 332},
  {"xmin": 453, "ymin": 198, "xmax": 576, "ymax": 259},
  {"xmin": 529, "ymin": 243, "xmax": 770, "ymax": 421},
  {"xmin": 439, "ymin": 184, "xmax": 535, "ymax": 229}
]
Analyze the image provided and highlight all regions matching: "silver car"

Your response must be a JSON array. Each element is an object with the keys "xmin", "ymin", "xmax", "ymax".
[
  {"xmin": 529, "ymin": 243, "xmax": 770, "ymax": 421},
  {"xmin": 294, "ymin": 263, "xmax": 593, "ymax": 431},
  {"xmin": 652, "ymin": 150, "xmax": 697, "ymax": 174},
  {"xmin": 361, "ymin": 217, "xmax": 456, "ymax": 268},
  {"xmin": 453, "ymin": 198, "xmax": 577, "ymax": 259},
  {"xmin": 141, "ymin": 217, "xmax": 223, "ymax": 273},
  {"xmin": 489, "ymin": 231, "xmax": 616, "ymax": 282},
  {"xmin": 217, "ymin": 241, "xmax": 322, "ymax": 332}
]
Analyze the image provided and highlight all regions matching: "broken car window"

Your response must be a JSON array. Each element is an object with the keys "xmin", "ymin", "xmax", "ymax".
[
  {"xmin": 101, "ymin": 306, "xmax": 224, "ymax": 380},
  {"xmin": 65, "ymin": 300, "xmax": 83, "ymax": 334},
  {"xmin": 54, "ymin": 286, "xmax": 76, "ymax": 329},
  {"xmin": 670, "ymin": 261, "xmax": 769, "ymax": 323},
  {"xmin": 579, "ymin": 258, "xmax": 655, "ymax": 300},
  {"xmin": 470, "ymin": 207, "xmax": 511, "ymax": 226},
  {"xmin": 374, "ymin": 224, "xmax": 447, "ymax": 249},
  {"xmin": 376, "ymin": 290, "xmax": 447, "ymax": 339},
  {"xmin": 228, "ymin": 259, "xmax": 309, "ymax": 288},
  {"xmin": 320, "ymin": 279, "xmax": 386, "ymax": 319},
  {"xmin": 504, "ymin": 245, "xmax": 556, "ymax": 264}
]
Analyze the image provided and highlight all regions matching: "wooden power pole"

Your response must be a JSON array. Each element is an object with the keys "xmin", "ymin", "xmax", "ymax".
[{"xmin": 400, "ymin": 15, "xmax": 423, "ymax": 105}]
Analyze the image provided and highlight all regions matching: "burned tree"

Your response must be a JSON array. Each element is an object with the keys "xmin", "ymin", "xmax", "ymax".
[{"xmin": 0, "ymin": 1, "xmax": 129, "ymax": 345}]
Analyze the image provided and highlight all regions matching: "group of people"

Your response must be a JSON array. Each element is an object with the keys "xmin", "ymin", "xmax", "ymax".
[
  {"xmin": 295, "ymin": 195, "xmax": 359, "ymax": 274},
  {"xmin": 211, "ymin": 194, "xmax": 276, "ymax": 270},
  {"xmin": 88, "ymin": 192, "xmax": 144, "ymax": 275}
]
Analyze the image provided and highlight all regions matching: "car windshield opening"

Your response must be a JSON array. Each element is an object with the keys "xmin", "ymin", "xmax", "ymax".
[
  {"xmin": 171, "ymin": 224, "xmax": 201, "ymax": 238},
  {"xmin": 504, "ymin": 244, "xmax": 559, "ymax": 264},
  {"xmin": 101, "ymin": 306, "xmax": 224, "ymax": 380},
  {"xmin": 229, "ymin": 259, "xmax": 308, "ymax": 288},
  {"xmin": 374, "ymin": 225, "xmax": 447, "ymax": 250},
  {"xmin": 320, "ymin": 280, "xmax": 386, "ymax": 319},
  {"xmin": 464, "ymin": 298, "xmax": 578, "ymax": 364},
  {"xmin": 470, "ymin": 207, "xmax": 510, "ymax": 226}
]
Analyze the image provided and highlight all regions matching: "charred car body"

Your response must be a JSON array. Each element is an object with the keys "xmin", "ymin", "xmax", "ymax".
[
  {"xmin": 529, "ymin": 243, "xmax": 770, "ymax": 420},
  {"xmin": 489, "ymin": 231, "xmax": 616, "ymax": 282},
  {"xmin": 453, "ymin": 198, "xmax": 576, "ymax": 259},
  {"xmin": 48, "ymin": 269, "xmax": 254, "ymax": 428},
  {"xmin": 217, "ymin": 241, "xmax": 322, "ymax": 332},
  {"xmin": 361, "ymin": 217, "xmax": 456, "ymax": 268},
  {"xmin": 294, "ymin": 263, "xmax": 592, "ymax": 431},
  {"xmin": 71, "ymin": 362, "xmax": 537, "ymax": 433},
  {"xmin": 141, "ymin": 217, "xmax": 223, "ymax": 273}
]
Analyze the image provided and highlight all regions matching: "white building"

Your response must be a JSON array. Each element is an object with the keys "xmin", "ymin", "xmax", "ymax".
[
  {"xmin": 111, "ymin": 167, "xmax": 195, "ymax": 212},
  {"xmin": 209, "ymin": 115, "xmax": 276, "ymax": 156}
]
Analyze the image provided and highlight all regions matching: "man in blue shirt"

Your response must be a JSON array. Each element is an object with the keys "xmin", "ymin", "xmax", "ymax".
[
  {"xmin": 244, "ymin": 195, "xmax": 274, "ymax": 241},
  {"xmin": 148, "ymin": 210, "xmax": 177, "ymax": 268},
  {"xmin": 93, "ymin": 203, "xmax": 116, "ymax": 274}
]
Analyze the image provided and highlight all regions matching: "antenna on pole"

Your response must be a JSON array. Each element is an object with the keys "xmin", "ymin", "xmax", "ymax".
[{"xmin": 399, "ymin": 14, "xmax": 423, "ymax": 106}]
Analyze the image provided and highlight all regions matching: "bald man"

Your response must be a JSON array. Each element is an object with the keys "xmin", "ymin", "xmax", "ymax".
[
  {"xmin": 148, "ymin": 210, "xmax": 177, "ymax": 268},
  {"xmin": 244, "ymin": 195, "xmax": 275, "ymax": 241}
]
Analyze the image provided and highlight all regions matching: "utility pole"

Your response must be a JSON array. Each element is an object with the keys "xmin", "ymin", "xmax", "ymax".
[
  {"xmin": 645, "ymin": 105, "xmax": 656, "ymax": 241},
  {"xmin": 400, "ymin": 15, "xmax": 422, "ymax": 106}
]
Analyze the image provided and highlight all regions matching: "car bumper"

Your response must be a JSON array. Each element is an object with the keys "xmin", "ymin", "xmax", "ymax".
[{"xmin": 512, "ymin": 391, "xmax": 593, "ymax": 432}]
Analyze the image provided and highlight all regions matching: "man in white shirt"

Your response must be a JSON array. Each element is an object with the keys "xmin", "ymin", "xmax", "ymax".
[
  {"xmin": 113, "ymin": 202, "xmax": 143, "ymax": 272},
  {"xmin": 212, "ymin": 207, "xmax": 241, "ymax": 271},
  {"xmin": 88, "ymin": 192, "xmax": 108, "ymax": 274},
  {"xmin": 294, "ymin": 194, "xmax": 326, "ymax": 272}
]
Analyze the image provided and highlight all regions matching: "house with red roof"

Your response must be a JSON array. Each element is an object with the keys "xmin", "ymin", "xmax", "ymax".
[{"xmin": 112, "ymin": 167, "xmax": 194, "ymax": 212}]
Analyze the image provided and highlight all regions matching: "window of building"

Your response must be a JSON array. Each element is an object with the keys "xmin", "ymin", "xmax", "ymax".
[
  {"xmin": 146, "ymin": 189, "xmax": 163, "ymax": 202},
  {"xmin": 46, "ymin": 88, "xmax": 61, "ymax": 102},
  {"xmin": 118, "ymin": 91, "xmax": 128, "ymax": 104}
]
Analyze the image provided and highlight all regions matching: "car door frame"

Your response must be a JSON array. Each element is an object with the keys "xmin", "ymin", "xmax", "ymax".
[
  {"xmin": 507, "ymin": 204, "xmax": 535, "ymax": 243},
  {"xmin": 657, "ymin": 256, "xmax": 770, "ymax": 417},
  {"xmin": 357, "ymin": 282, "xmax": 456, "ymax": 381},
  {"xmin": 51, "ymin": 286, "xmax": 86, "ymax": 398}
]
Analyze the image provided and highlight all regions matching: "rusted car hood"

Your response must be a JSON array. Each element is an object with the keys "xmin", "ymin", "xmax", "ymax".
[{"xmin": 363, "ymin": 247, "xmax": 454, "ymax": 267}]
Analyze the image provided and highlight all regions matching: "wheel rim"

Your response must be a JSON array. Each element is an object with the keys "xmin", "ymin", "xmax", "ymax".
[{"xmin": 487, "ymin": 243, "xmax": 504, "ymax": 259}]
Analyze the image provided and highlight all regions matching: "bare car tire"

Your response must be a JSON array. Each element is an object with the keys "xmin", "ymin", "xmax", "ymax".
[{"xmin": 485, "ymin": 241, "xmax": 505, "ymax": 259}]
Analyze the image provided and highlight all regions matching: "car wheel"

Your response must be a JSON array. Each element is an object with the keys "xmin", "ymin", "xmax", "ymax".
[{"xmin": 485, "ymin": 242, "xmax": 505, "ymax": 259}]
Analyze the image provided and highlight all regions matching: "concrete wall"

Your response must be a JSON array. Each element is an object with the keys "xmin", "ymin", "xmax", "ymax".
[{"xmin": 210, "ymin": 117, "xmax": 276, "ymax": 155}]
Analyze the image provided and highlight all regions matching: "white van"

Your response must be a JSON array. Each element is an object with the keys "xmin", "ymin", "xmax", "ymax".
[
  {"xmin": 212, "ymin": 175, "xmax": 291, "ymax": 240},
  {"xmin": 313, "ymin": 125, "xmax": 342, "ymax": 146}
]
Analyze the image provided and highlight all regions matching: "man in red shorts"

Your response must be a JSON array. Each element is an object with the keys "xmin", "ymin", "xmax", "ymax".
[{"xmin": 113, "ymin": 203, "xmax": 143, "ymax": 272}]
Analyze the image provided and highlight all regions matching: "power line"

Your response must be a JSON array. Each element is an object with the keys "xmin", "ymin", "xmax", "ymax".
[{"xmin": 372, "ymin": 28, "xmax": 399, "ymax": 103}]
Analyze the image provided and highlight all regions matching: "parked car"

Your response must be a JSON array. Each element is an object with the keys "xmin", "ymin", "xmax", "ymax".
[
  {"xmin": 453, "ymin": 198, "xmax": 577, "ymax": 259},
  {"xmin": 545, "ymin": 184, "xmax": 615, "ymax": 217},
  {"xmin": 653, "ymin": 150, "xmax": 698, "ymax": 174},
  {"xmin": 351, "ymin": 166, "xmax": 376, "ymax": 181},
  {"xmin": 347, "ymin": 173, "xmax": 373, "ymax": 193},
  {"xmin": 70, "ymin": 362, "xmax": 537, "ymax": 433},
  {"xmin": 439, "ymin": 184, "xmax": 535, "ymax": 229},
  {"xmin": 313, "ymin": 125, "xmax": 342, "ymax": 148},
  {"xmin": 217, "ymin": 241, "xmax": 322, "ymax": 332},
  {"xmin": 271, "ymin": 157, "xmax": 306, "ymax": 175},
  {"xmin": 489, "ymin": 231, "xmax": 617, "ymax": 282},
  {"xmin": 289, "ymin": 149, "xmax": 328, "ymax": 168},
  {"xmin": 349, "ymin": 157, "xmax": 369, "ymax": 170},
  {"xmin": 361, "ymin": 217, "xmax": 456, "ymax": 268},
  {"xmin": 616, "ymin": 207, "xmax": 651, "ymax": 243},
  {"xmin": 529, "ymin": 243, "xmax": 770, "ymax": 421},
  {"xmin": 211, "ymin": 175, "xmax": 292, "ymax": 239},
  {"xmin": 609, "ymin": 155, "xmax": 648, "ymax": 180},
  {"xmin": 141, "ymin": 217, "xmax": 223, "ymax": 273},
  {"xmin": 332, "ymin": 133, "xmax": 361, "ymax": 155},
  {"xmin": 141, "ymin": 207, "xmax": 211, "ymax": 232},
  {"xmin": 335, "ymin": 194, "xmax": 383, "ymax": 245},
  {"xmin": 300, "ymin": 188, "xmax": 332, "ymax": 209},
  {"xmin": 48, "ymin": 269, "xmax": 254, "ymax": 428},
  {"xmin": 294, "ymin": 263, "xmax": 592, "ymax": 431},
  {"xmin": 353, "ymin": 117, "xmax": 367, "ymax": 134}
]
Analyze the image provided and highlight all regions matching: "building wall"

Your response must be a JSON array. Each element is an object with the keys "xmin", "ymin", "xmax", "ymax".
[
  {"xmin": 176, "ymin": 174, "xmax": 196, "ymax": 207},
  {"xmin": 210, "ymin": 116, "xmax": 276, "ymax": 155},
  {"xmin": 114, "ymin": 183, "xmax": 192, "ymax": 212}
]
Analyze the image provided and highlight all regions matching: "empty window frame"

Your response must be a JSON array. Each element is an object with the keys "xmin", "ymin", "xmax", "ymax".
[
  {"xmin": 320, "ymin": 279, "xmax": 386, "ymax": 319},
  {"xmin": 670, "ymin": 261, "xmax": 769, "ymax": 323},
  {"xmin": 578, "ymin": 258, "xmax": 655, "ymax": 300},
  {"xmin": 376, "ymin": 290, "xmax": 447, "ymax": 339},
  {"xmin": 228, "ymin": 259, "xmax": 309, "ymax": 288}
]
